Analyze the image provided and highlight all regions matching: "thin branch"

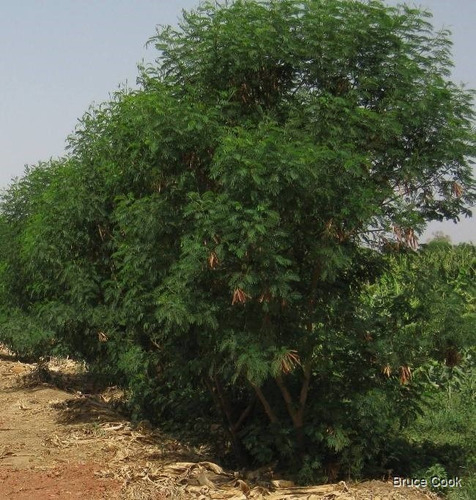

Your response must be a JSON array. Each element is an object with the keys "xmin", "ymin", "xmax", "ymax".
[
  {"xmin": 298, "ymin": 359, "xmax": 313, "ymax": 420},
  {"xmin": 250, "ymin": 382, "xmax": 279, "ymax": 424},
  {"xmin": 275, "ymin": 374, "xmax": 299, "ymax": 428},
  {"xmin": 232, "ymin": 396, "xmax": 256, "ymax": 433}
]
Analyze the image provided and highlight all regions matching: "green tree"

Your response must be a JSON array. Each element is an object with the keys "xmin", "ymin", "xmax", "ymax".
[
  {"xmin": 1, "ymin": 0, "xmax": 475, "ymax": 477},
  {"xmin": 0, "ymin": 163, "xmax": 62, "ymax": 359},
  {"xmin": 142, "ymin": 0, "xmax": 475, "ymax": 465}
]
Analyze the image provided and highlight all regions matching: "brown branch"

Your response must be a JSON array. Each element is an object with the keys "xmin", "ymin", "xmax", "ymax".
[
  {"xmin": 276, "ymin": 373, "xmax": 307, "ymax": 457},
  {"xmin": 275, "ymin": 375, "xmax": 299, "ymax": 428},
  {"xmin": 250, "ymin": 382, "xmax": 279, "ymax": 424},
  {"xmin": 213, "ymin": 375, "xmax": 234, "ymax": 428},
  {"xmin": 204, "ymin": 376, "xmax": 223, "ymax": 418},
  {"xmin": 204, "ymin": 375, "xmax": 249, "ymax": 467},
  {"xmin": 297, "ymin": 359, "xmax": 313, "ymax": 421},
  {"xmin": 232, "ymin": 396, "xmax": 256, "ymax": 433}
]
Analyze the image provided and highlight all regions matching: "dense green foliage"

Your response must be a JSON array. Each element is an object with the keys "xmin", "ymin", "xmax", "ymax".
[
  {"xmin": 403, "ymin": 349, "xmax": 476, "ymax": 497},
  {"xmin": 369, "ymin": 242, "xmax": 475, "ymax": 492},
  {"xmin": 1, "ymin": 0, "xmax": 475, "ymax": 486}
]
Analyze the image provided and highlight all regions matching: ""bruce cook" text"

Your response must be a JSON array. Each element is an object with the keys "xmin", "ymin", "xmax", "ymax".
[{"xmin": 393, "ymin": 477, "xmax": 462, "ymax": 488}]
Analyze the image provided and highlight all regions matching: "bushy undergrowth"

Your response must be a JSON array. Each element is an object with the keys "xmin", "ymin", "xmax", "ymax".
[
  {"xmin": 387, "ymin": 350, "xmax": 475, "ymax": 496},
  {"xmin": 0, "ymin": 308, "xmax": 55, "ymax": 362}
]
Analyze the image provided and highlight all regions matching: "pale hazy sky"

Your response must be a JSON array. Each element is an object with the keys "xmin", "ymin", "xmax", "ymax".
[{"xmin": 0, "ymin": 0, "xmax": 474, "ymax": 242}]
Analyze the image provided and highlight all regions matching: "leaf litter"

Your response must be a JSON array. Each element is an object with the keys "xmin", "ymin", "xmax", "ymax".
[{"xmin": 0, "ymin": 345, "xmax": 437, "ymax": 499}]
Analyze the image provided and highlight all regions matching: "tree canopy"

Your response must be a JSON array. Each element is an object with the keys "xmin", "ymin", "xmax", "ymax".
[{"xmin": 0, "ymin": 0, "xmax": 475, "ymax": 481}]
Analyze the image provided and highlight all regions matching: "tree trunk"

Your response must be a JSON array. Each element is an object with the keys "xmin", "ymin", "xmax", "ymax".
[
  {"xmin": 204, "ymin": 375, "xmax": 249, "ymax": 466},
  {"xmin": 275, "ymin": 357, "xmax": 313, "ymax": 459}
]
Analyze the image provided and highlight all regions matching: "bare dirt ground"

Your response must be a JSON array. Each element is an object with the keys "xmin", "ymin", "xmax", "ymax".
[{"xmin": 0, "ymin": 346, "xmax": 438, "ymax": 499}]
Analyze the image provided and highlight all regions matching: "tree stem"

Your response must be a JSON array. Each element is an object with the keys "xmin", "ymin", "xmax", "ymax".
[{"xmin": 250, "ymin": 381, "xmax": 279, "ymax": 424}]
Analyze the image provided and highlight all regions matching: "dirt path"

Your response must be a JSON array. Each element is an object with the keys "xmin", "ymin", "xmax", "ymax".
[
  {"xmin": 0, "ymin": 351, "xmax": 124, "ymax": 498},
  {"xmin": 0, "ymin": 348, "xmax": 437, "ymax": 499}
]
